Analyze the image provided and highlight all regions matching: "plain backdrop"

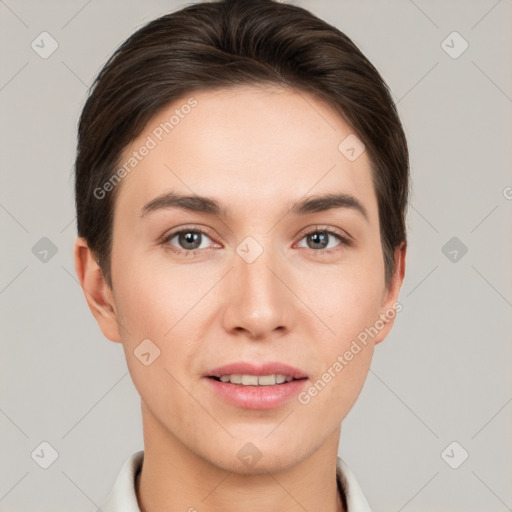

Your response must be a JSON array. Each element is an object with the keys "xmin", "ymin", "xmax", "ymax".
[{"xmin": 1, "ymin": 1, "xmax": 511, "ymax": 511}]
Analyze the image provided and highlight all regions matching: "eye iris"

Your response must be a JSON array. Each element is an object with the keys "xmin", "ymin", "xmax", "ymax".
[
  {"xmin": 308, "ymin": 232, "xmax": 329, "ymax": 249},
  {"xmin": 179, "ymin": 231, "xmax": 201, "ymax": 250}
]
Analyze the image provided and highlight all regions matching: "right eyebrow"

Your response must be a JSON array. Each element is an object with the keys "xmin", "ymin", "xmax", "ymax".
[{"xmin": 140, "ymin": 192, "xmax": 228, "ymax": 218}]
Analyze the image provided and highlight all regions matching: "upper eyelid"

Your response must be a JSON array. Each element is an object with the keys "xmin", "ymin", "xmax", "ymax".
[
  {"xmin": 296, "ymin": 225, "xmax": 351, "ymax": 240},
  {"xmin": 162, "ymin": 225, "xmax": 214, "ymax": 240}
]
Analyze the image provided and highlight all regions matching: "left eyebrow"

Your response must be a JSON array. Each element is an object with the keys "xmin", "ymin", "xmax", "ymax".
[
  {"xmin": 289, "ymin": 193, "xmax": 369, "ymax": 222},
  {"xmin": 140, "ymin": 191, "xmax": 368, "ymax": 222}
]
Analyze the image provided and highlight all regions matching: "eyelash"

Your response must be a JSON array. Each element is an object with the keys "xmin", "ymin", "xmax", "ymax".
[{"xmin": 161, "ymin": 226, "xmax": 351, "ymax": 257}]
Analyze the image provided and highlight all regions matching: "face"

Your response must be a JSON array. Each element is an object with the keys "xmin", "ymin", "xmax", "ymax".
[{"xmin": 78, "ymin": 85, "xmax": 405, "ymax": 474}]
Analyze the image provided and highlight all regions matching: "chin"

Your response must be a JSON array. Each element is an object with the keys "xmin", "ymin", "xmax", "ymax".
[{"xmin": 201, "ymin": 436, "xmax": 314, "ymax": 476}]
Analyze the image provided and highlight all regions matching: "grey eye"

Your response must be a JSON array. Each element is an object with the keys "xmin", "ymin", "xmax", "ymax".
[
  {"xmin": 298, "ymin": 231, "xmax": 342, "ymax": 250},
  {"xmin": 169, "ymin": 230, "xmax": 212, "ymax": 250}
]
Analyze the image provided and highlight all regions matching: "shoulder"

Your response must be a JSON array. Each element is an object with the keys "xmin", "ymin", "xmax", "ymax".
[
  {"xmin": 97, "ymin": 450, "xmax": 144, "ymax": 512},
  {"xmin": 336, "ymin": 456, "xmax": 373, "ymax": 512}
]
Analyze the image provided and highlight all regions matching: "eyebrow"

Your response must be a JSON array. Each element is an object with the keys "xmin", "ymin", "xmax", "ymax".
[{"xmin": 140, "ymin": 191, "xmax": 368, "ymax": 221}]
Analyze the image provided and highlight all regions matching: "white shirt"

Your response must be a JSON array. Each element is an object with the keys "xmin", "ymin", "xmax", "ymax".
[{"xmin": 99, "ymin": 450, "xmax": 372, "ymax": 512}]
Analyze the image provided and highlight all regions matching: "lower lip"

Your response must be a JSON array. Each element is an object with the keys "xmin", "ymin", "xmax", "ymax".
[{"xmin": 205, "ymin": 377, "xmax": 308, "ymax": 410}]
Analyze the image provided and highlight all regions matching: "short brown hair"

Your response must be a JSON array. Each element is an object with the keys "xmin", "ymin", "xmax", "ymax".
[{"xmin": 75, "ymin": 0, "xmax": 409, "ymax": 288}]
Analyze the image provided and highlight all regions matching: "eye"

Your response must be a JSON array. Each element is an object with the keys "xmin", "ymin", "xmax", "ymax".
[
  {"xmin": 163, "ymin": 228, "xmax": 215, "ymax": 255},
  {"xmin": 296, "ymin": 228, "xmax": 349, "ymax": 251},
  {"xmin": 161, "ymin": 226, "xmax": 350, "ymax": 256}
]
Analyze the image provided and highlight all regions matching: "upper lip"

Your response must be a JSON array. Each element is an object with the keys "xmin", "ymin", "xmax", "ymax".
[{"xmin": 205, "ymin": 362, "xmax": 308, "ymax": 380}]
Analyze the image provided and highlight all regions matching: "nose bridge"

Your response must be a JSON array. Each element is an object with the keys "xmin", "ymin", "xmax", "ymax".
[{"xmin": 222, "ymin": 238, "xmax": 291, "ymax": 337}]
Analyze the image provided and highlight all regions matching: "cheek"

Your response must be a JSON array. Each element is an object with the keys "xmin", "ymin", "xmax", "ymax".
[
  {"xmin": 110, "ymin": 250, "xmax": 219, "ymax": 390},
  {"xmin": 111, "ymin": 257, "xmax": 197, "ymax": 414},
  {"xmin": 294, "ymin": 259, "xmax": 383, "ymax": 406},
  {"xmin": 111, "ymin": 246, "xmax": 204, "ymax": 337},
  {"xmin": 298, "ymin": 253, "xmax": 385, "ymax": 340}
]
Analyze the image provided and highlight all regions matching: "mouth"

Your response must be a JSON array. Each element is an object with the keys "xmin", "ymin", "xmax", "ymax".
[
  {"xmin": 205, "ymin": 361, "xmax": 308, "ymax": 384},
  {"xmin": 207, "ymin": 374, "xmax": 307, "ymax": 386},
  {"xmin": 203, "ymin": 361, "xmax": 308, "ymax": 409},
  {"xmin": 203, "ymin": 363, "xmax": 309, "ymax": 410}
]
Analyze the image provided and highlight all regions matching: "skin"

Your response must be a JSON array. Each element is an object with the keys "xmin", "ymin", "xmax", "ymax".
[{"xmin": 75, "ymin": 85, "xmax": 406, "ymax": 512}]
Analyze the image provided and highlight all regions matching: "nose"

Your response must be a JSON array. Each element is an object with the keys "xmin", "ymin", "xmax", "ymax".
[{"xmin": 221, "ymin": 246, "xmax": 294, "ymax": 340}]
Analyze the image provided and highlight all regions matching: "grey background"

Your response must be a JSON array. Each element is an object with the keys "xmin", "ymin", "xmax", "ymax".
[{"xmin": 1, "ymin": 0, "xmax": 511, "ymax": 511}]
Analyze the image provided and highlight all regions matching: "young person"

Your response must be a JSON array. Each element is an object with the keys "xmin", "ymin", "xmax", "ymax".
[{"xmin": 73, "ymin": 1, "xmax": 408, "ymax": 510}]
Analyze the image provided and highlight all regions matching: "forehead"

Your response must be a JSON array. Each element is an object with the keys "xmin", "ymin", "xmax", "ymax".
[{"xmin": 113, "ymin": 85, "xmax": 378, "ymax": 223}]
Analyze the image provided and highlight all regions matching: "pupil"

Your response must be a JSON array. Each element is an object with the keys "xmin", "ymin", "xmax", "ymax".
[
  {"xmin": 180, "ymin": 231, "xmax": 201, "ymax": 249},
  {"xmin": 309, "ymin": 232, "xmax": 328, "ymax": 249}
]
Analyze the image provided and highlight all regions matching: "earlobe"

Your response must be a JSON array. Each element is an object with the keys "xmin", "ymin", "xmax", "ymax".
[
  {"xmin": 74, "ymin": 237, "xmax": 122, "ymax": 343},
  {"xmin": 373, "ymin": 242, "xmax": 407, "ymax": 345}
]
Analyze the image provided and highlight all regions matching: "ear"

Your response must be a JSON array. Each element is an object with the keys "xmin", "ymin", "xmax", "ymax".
[
  {"xmin": 373, "ymin": 242, "xmax": 406, "ymax": 345},
  {"xmin": 74, "ymin": 237, "xmax": 122, "ymax": 343}
]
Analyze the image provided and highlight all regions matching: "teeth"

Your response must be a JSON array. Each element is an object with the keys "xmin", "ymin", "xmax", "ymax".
[
  {"xmin": 217, "ymin": 374, "xmax": 295, "ymax": 386},
  {"xmin": 242, "ymin": 374, "xmax": 258, "ymax": 385}
]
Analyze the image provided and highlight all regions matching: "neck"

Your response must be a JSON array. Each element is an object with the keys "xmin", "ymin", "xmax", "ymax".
[{"xmin": 136, "ymin": 401, "xmax": 345, "ymax": 512}]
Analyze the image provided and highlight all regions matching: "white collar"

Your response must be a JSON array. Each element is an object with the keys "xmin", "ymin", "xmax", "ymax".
[{"xmin": 99, "ymin": 450, "xmax": 372, "ymax": 512}]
